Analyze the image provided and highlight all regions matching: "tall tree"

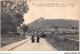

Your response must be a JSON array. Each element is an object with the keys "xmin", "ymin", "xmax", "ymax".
[{"xmin": 1, "ymin": 0, "xmax": 29, "ymax": 33}]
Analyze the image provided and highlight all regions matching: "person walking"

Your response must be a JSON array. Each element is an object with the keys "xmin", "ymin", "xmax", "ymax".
[
  {"xmin": 31, "ymin": 34, "xmax": 35, "ymax": 43},
  {"xmin": 37, "ymin": 35, "xmax": 40, "ymax": 43}
]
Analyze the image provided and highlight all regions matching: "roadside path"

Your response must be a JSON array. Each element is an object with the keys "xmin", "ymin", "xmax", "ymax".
[{"xmin": 0, "ymin": 35, "xmax": 57, "ymax": 51}]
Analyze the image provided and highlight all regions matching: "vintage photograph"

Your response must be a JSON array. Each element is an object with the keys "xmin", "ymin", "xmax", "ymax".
[{"xmin": 0, "ymin": 0, "xmax": 79, "ymax": 51}]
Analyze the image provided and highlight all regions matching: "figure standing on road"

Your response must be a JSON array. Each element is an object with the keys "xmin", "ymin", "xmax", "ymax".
[
  {"xmin": 37, "ymin": 34, "xmax": 40, "ymax": 43},
  {"xmin": 31, "ymin": 34, "xmax": 35, "ymax": 43}
]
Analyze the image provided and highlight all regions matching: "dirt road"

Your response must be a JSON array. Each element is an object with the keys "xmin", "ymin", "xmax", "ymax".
[{"xmin": 0, "ymin": 35, "xmax": 57, "ymax": 51}]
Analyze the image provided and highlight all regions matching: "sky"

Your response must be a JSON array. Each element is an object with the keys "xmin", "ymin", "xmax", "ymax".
[{"xmin": 24, "ymin": 0, "xmax": 79, "ymax": 24}]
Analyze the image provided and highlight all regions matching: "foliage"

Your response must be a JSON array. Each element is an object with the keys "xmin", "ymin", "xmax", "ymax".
[
  {"xmin": 1, "ymin": 13, "xmax": 16, "ymax": 33},
  {"xmin": 21, "ymin": 24, "xmax": 29, "ymax": 32},
  {"xmin": 21, "ymin": 24, "xmax": 29, "ymax": 36},
  {"xmin": 1, "ymin": 0, "xmax": 29, "ymax": 33},
  {"xmin": 72, "ymin": 27, "xmax": 78, "ymax": 29}
]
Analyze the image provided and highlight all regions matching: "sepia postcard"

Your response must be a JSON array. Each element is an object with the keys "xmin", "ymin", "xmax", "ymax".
[{"xmin": 0, "ymin": 0, "xmax": 79, "ymax": 52}]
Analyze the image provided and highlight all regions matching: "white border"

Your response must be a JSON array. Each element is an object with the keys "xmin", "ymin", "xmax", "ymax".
[{"xmin": 79, "ymin": 0, "xmax": 80, "ymax": 51}]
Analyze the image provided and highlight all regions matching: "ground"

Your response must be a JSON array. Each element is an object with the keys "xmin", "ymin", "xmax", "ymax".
[
  {"xmin": 0, "ymin": 35, "xmax": 57, "ymax": 51},
  {"xmin": 0, "ymin": 34, "xmax": 79, "ymax": 51},
  {"xmin": 1, "ymin": 33, "xmax": 26, "ymax": 47},
  {"xmin": 45, "ymin": 34, "xmax": 79, "ymax": 51}
]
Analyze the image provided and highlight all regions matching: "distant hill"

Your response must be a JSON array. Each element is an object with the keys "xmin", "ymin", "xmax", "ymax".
[{"xmin": 28, "ymin": 17, "xmax": 79, "ymax": 30}]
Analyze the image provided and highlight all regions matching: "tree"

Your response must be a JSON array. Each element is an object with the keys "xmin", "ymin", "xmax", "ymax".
[
  {"xmin": 1, "ymin": 0, "xmax": 29, "ymax": 33},
  {"xmin": 1, "ymin": 13, "xmax": 16, "ymax": 33},
  {"xmin": 21, "ymin": 24, "xmax": 29, "ymax": 37}
]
